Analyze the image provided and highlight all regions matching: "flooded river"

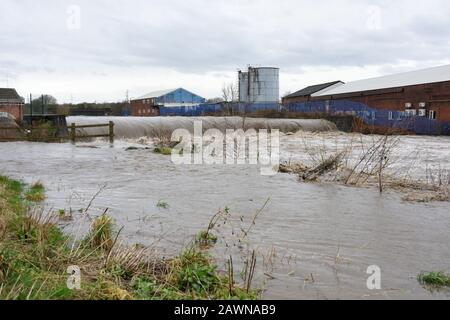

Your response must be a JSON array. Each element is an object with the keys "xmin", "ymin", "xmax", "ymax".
[{"xmin": 0, "ymin": 117, "xmax": 449, "ymax": 300}]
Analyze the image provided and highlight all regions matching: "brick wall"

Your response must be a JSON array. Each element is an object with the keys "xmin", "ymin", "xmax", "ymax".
[
  {"xmin": 282, "ymin": 96, "xmax": 309, "ymax": 105},
  {"xmin": 0, "ymin": 104, "xmax": 23, "ymax": 121},
  {"xmin": 313, "ymin": 80, "xmax": 450, "ymax": 122},
  {"xmin": 130, "ymin": 99, "xmax": 160, "ymax": 117}
]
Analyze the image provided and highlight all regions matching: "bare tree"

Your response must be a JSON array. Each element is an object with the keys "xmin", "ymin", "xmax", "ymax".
[
  {"xmin": 222, "ymin": 83, "xmax": 238, "ymax": 116},
  {"xmin": 222, "ymin": 83, "xmax": 238, "ymax": 103}
]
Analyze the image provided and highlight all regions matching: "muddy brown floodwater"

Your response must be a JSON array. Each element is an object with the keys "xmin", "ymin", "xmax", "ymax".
[{"xmin": 1, "ymin": 129, "xmax": 450, "ymax": 300}]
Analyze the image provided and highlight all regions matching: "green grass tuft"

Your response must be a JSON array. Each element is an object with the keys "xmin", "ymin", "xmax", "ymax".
[
  {"xmin": 24, "ymin": 182, "xmax": 45, "ymax": 202},
  {"xmin": 156, "ymin": 201, "xmax": 169, "ymax": 209},
  {"xmin": 418, "ymin": 272, "xmax": 450, "ymax": 287},
  {"xmin": 88, "ymin": 214, "xmax": 114, "ymax": 251},
  {"xmin": 196, "ymin": 230, "xmax": 218, "ymax": 248},
  {"xmin": 154, "ymin": 147, "xmax": 173, "ymax": 156}
]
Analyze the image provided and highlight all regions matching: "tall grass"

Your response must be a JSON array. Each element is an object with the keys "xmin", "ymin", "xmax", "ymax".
[
  {"xmin": 0, "ymin": 176, "xmax": 260, "ymax": 300},
  {"xmin": 24, "ymin": 182, "xmax": 45, "ymax": 202}
]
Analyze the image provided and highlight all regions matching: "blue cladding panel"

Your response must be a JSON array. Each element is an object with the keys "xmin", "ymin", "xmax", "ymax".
[
  {"xmin": 158, "ymin": 100, "xmax": 450, "ymax": 135},
  {"xmin": 286, "ymin": 100, "xmax": 450, "ymax": 135},
  {"xmin": 160, "ymin": 103, "xmax": 222, "ymax": 116},
  {"xmin": 156, "ymin": 88, "xmax": 206, "ymax": 104},
  {"xmin": 159, "ymin": 103, "xmax": 279, "ymax": 116}
]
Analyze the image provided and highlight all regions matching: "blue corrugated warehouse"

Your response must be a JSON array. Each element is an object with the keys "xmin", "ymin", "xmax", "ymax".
[{"xmin": 130, "ymin": 88, "xmax": 206, "ymax": 116}]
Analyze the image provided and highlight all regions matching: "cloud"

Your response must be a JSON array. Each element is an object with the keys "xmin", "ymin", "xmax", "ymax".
[{"xmin": 1, "ymin": 0, "xmax": 450, "ymax": 102}]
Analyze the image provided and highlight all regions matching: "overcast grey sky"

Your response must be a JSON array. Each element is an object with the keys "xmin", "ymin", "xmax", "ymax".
[{"xmin": 1, "ymin": 0, "xmax": 450, "ymax": 103}]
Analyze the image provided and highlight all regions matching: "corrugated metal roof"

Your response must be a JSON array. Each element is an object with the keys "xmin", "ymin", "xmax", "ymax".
[
  {"xmin": 313, "ymin": 64, "xmax": 450, "ymax": 97},
  {"xmin": 136, "ymin": 88, "xmax": 180, "ymax": 100},
  {"xmin": 284, "ymin": 81, "xmax": 343, "ymax": 98}
]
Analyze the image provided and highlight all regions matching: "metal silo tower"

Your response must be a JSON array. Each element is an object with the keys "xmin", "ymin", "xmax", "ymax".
[{"xmin": 238, "ymin": 66, "xmax": 280, "ymax": 103}]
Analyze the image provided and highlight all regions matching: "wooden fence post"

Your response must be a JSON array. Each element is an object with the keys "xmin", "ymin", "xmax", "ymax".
[
  {"xmin": 109, "ymin": 121, "xmax": 114, "ymax": 144},
  {"xmin": 70, "ymin": 123, "xmax": 76, "ymax": 143}
]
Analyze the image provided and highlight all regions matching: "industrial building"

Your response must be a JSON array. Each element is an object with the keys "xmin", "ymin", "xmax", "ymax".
[
  {"xmin": 0, "ymin": 88, "xmax": 24, "ymax": 121},
  {"xmin": 310, "ymin": 65, "xmax": 450, "ymax": 123},
  {"xmin": 238, "ymin": 67, "xmax": 280, "ymax": 104},
  {"xmin": 130, "ymin": 88, "xmax": 206, "ymax": 117},
  {"xmin": 282, "ymin": 81, "xmax": 343, "ymax": 105}
]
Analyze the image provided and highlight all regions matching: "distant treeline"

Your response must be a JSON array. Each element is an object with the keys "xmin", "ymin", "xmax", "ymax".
[
  {"xmin": 25, "ymin": 101, "xmax": 131, "ymax": 116},
  {"xmin": 59, "ymin": 102, "xmax": 131, "ymax": 116}
]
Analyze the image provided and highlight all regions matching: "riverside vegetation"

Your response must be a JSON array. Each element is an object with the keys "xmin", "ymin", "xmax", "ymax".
[
  {"xmin": 0, "ymin": 175, "xmax": 259, "ymax": 300},
  {"xmin": 279, "ymin": 133, "xmax": 450, "ymax": 203},
  {"xmin": 418, "ymin": 272, "xmax": 450, "ymax": 288}
]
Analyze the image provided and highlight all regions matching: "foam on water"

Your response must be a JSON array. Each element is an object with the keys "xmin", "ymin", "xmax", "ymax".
[{"xmin": 66, "ymin": 116, "xmax": 337, "ymax": 139}]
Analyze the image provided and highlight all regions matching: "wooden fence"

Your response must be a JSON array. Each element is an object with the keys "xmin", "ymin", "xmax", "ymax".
[
  {"xmin": 0, "ymin": 121, "xmax": 115, "ymax": 143},
  {"xmin": 70, "ymin": 121, "xmax": 115, "ymax": 143}
]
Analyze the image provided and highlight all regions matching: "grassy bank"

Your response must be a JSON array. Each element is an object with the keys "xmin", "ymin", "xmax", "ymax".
[{"xmin": 0, "ymin": 176, "xmax": 259, "ymax": 300}]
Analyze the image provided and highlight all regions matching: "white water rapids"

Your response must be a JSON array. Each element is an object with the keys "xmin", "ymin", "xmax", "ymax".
[{"xmin": 66, "ymin": 116, "xmax": 337, "ymax": 139}]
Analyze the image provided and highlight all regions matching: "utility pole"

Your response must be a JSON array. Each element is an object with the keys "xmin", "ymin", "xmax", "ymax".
[
  {"xmin": 30, "ymin": 94, "xmax": 33, "ymax": 118},
  {"xmin": 41, "ymin": 94, "xmax": 45, "ymax": 115}
]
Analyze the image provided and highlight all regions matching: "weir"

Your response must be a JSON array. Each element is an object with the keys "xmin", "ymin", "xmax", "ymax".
[{"xmin": 66, "ymin": 116, "xmax": 337, "ymax": 140}]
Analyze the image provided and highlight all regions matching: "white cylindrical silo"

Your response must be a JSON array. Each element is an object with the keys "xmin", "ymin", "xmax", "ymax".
[
  {"xmin": 239, "ymin": 67, "xmax": 279, "ymax": 103},
  {"xmin": 238, "ymin": 71, "xmax": 249, "ymax": 103}
]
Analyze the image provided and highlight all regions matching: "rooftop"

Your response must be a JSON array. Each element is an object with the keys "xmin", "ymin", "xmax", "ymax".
[
  {"xmin": 0, "ymin": 88, "xmax": 23, "ymax": 103},
  {"xmin": 313, "ymin": 64, "xmax": 450, "ymax": 97},
  {"xmin": 284, "ymin": 81, "xmax": 343, "ymax": 98},
  {"xmin": 135, "ymin": 88, "xmax": 180, "ymax": 100}
]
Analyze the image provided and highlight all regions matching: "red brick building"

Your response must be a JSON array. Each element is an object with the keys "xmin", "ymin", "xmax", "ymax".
[
  {"xmin": 130, "ymin": 98, "xmax": 160, "ymax": 117},
  {"xmin": 0, "ymin": 88, "xmax": 24, "ymax": 121},
  {"xmin": 311, "ymin": 65, "xmax": 450, "ymax": 123}
]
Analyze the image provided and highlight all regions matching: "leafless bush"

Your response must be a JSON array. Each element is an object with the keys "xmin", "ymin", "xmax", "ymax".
[
  {"xmin": 344, "ymin": 134, "xmax": 400, "ymax": 192},
  {"xmin": 300, "ymin": 151, "xmax": 346, "ymax": 182},
  {"xmin": 425, "ymin": 167, "xmax": 450, "ymax": 188},
  {"xmin": 282, "ymin": 131, "xmax": 450, "ymax": 202},
  {"xmin": 148, "ymin": 127, "xmax": 174, "ymax": 147}
]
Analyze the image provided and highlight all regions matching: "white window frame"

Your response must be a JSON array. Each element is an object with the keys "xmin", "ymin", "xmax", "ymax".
[
  {"xmin": 429, "ymin": 110, "xmax": 437, "ymax": 120},
  {"xmin": 405, "ymin": 109, "xmax": 416, "ymax": 117}
]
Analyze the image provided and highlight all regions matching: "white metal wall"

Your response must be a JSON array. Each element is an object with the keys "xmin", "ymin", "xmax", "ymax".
[
  {"xmin": 239, "ymin": 67, "xmax": 279, "ymax": 103},
  {"xmin": 238, "ymin": 71, "xmax": 249, "ymax": 102}
]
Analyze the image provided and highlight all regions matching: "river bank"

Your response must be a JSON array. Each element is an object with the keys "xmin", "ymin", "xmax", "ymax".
[{"xmin": 0, "ymin": 175, "xmax": 258, "ymax": 300}]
